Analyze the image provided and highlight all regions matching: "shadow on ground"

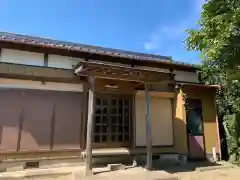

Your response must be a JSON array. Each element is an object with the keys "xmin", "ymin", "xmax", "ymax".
[{"xmin": 152, "ymin": 160, "xmax": 221, "ymax": 174}]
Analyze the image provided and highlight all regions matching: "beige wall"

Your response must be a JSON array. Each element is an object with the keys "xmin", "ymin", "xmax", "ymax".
[
  {"xmin": 0, "ymin": 78, "xmax": 83, "ymax": 92},
  {"xmin": 172, "ymin": 88, "xmax": 188, "ymax": 154},
  {"xmin": 48, "ymin": 55, "xmax": 80, "ymax": 69},
  {"xmin": 141, "ymin": 87, "xmax": 218, "ymax": 157},
  {"xmin": 1, "ymin": 49, "xmax": 44, "ymax": 66},
  {"xmin": 135, "ymin": 91, "xmax": 174, "ymax": 146},
  {"xmin": 0, "ymin": 49, "xmax": 200, "ymax": 84},
  {"xmin": 0, "ymin": 49, "xmax": 82, "ymax": 70}
]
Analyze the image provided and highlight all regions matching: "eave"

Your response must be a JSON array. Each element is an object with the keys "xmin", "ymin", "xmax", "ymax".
[
  {"xmin": 0, "ymin": 32, "xmax": 199, "ymax": 72},
  {"xmin": 74, "ymin": 60, "xmax": 174, "ymax": 83}
]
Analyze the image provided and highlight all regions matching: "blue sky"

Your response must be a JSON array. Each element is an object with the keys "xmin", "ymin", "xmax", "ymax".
[{"xmin": 0, "ymin": 0, "xmax": 205, "ymax": 64}]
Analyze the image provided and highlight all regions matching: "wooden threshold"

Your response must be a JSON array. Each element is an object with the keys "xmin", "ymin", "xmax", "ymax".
[{"xmin": 91, "ymin": 147, "xmax": 177, "ymax": 157}]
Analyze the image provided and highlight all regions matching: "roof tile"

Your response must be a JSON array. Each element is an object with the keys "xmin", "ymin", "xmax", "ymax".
[{"xmin": 0, "ymin": 31, "xmax": 198, "ymax": 69}]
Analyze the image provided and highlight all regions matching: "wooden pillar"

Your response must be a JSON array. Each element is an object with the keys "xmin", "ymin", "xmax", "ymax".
[
  {"xmin": 145, "ymin": 83, "xmax": 152, "ymax": 170},
  {"xmin": 85, "ymin": 76, "xmax": 95, "ymax": 176}
]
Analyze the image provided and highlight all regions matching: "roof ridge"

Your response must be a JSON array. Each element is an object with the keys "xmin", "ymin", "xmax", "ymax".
[{"xmin": 0, "ymin": 31, "xmax": 172, "ymax": 60}]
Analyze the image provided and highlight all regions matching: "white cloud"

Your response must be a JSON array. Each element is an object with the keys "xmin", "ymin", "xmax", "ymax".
[
  {"xmin": 143, "ymin": 27, "xmax": 162, "ymax": 50},
  {"xmin": 143, "ymin": 0, "xmax": 204, "ymax": 52},
  {"xmin": 143, "ymin": 23, "xmax": 188, "ymax": 51}
]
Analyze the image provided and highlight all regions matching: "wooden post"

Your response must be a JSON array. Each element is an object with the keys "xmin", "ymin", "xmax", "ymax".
[
  {"xmin": 85, "ymin": 76, "xmax": 95, "ymax": 176},
  {"xmin": 145, "ymin": 83, "xmax": 152, "ymax": 170}
]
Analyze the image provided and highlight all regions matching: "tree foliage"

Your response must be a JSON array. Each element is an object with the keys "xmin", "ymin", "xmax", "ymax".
[{"xmin": 185, "ymin": 0, "xmax": 240, "ymax": 162}]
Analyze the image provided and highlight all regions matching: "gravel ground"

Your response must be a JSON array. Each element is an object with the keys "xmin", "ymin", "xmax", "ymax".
[
  {"xmin": 1, "ymin": 161, "xmax": 240, "ymax": 180},
  {"xmin": 176, "ymin": 167, "xmax": 240, "ymax": 180}
]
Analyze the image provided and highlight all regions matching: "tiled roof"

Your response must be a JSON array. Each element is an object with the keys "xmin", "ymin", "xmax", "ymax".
[{"xmin": 0, "ymin": 31, "xmax": 198, "ymax": 69}]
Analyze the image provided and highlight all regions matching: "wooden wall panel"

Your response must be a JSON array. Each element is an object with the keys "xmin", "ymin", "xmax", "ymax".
[
  {"xmin": 0, "ymin": 84, "xmax": 84, "ymax": 153},
  {"xmin": 174, "ymin": 70, "xmax": 199, "ymax": 83},
  {"xmin": 0, "ymin": 89, "xmax": 23, "ymax": 152},
  {"xmin": 52, "ymin": 92, "xmax": 83, "ymax": 150},
  {"xmin": 20, "ymin": 90, "xmax": 54, "ymax": 151}
]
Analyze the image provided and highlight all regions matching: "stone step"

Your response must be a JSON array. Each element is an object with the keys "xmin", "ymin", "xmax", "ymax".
[{"xmin": 107, "ymin": 164, "xmax": 126, "ymax": 171}]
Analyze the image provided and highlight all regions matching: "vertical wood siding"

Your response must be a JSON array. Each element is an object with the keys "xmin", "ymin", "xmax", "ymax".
[{"xmin": 0, "ymin": 88, "xmax": 85, "ymax": 153}]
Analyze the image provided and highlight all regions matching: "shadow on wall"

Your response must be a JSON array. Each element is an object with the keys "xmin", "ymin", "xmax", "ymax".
[
  {"xmin": 0, "ymin": 88, "xmax": 83, "ymax": 152},
  {"xmin": 218, "ymin": 115, "xmax": 229, "ymax": 160},
  {"xmin": 137, "ymin": 117, "xmax": 220, "ymax": 173}
]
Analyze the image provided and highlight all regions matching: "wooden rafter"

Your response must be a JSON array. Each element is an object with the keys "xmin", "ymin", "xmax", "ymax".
[{"xmin": 74, "ymin": 60, "xmax": 172, "ymax": 82}]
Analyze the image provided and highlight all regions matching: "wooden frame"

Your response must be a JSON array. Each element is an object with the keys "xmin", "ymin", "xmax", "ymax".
[
  {"xmin": 135, "ymin": 91, "xmax": 176, "ymax": 99},
  {"xmin": 92, "ymin": 93, "xmax": 132, "ymax": 148},
  {"xmin": 44, "ymin": 53, "xmax": 48, "ymax": 67},
  {"xmin": 75, "ymin": 60, "xmax": 174, "ymax": 174},
  {"xmin": 134, "ymin": 91, "xmax": 175, "ymax": 148},
  {"xmin": 74, "ymin": 60, "xmax": 172, "ymax": 83},
  {"xmin": 145, "ymin": 83, "xmax": 152, "ymax": 170},
  {"xmin": 85, "ymin": 76, "xmax": 95, "ymax": 175},
  {"xmin": 185, "ymin": 98, "xmax": 206, "ymax": 160}
]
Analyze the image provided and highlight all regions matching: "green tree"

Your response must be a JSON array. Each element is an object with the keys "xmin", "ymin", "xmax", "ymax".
[{"xmin": 185, "ymin": 0, "xmax": 240, "ymax": 163}]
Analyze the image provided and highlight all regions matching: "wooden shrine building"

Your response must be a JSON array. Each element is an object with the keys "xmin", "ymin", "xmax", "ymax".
[{"xmin": 0, "ymin": 32, "xmax": 220, "ymax": 172}]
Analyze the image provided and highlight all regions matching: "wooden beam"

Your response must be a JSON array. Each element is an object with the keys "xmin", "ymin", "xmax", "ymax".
[
  {"xmin": 74, "ymin": 60, "xmax": 172, "ymax": 82},
  {"xmin": 75, "ymin": 65, "xmax": 84, "ymax": 74},
  {"xmin": 50, "ymin": 104, "xmax": 56, "ymax": 150},
  {"xmin": 145, "ymin": 83, "xmax": 152, "ymax": 170},
  {"xmin": 85, "ymin": 76, "xmax": 95, "ymax": 176},
  {"xmin": 0, "ymin": 62, "xmax": 83, "ymax": 82},
  {"xmin": 44, "ymin": 53, "xmax": 48, "ymax": 67}
]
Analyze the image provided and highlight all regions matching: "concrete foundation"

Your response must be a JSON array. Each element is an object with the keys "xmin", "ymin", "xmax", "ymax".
[
  {"xmin": 0, "ymin": 153, "xmax": 187, "ymax": 173},
  {"xmin": 134, "ymin": 153, "xmax": 187, "ymax": 166}
]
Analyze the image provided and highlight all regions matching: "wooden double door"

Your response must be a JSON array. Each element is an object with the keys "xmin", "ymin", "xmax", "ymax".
[{"xmin": 93, "ymin": 94, "xmax": 132, "ymax": 148}]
